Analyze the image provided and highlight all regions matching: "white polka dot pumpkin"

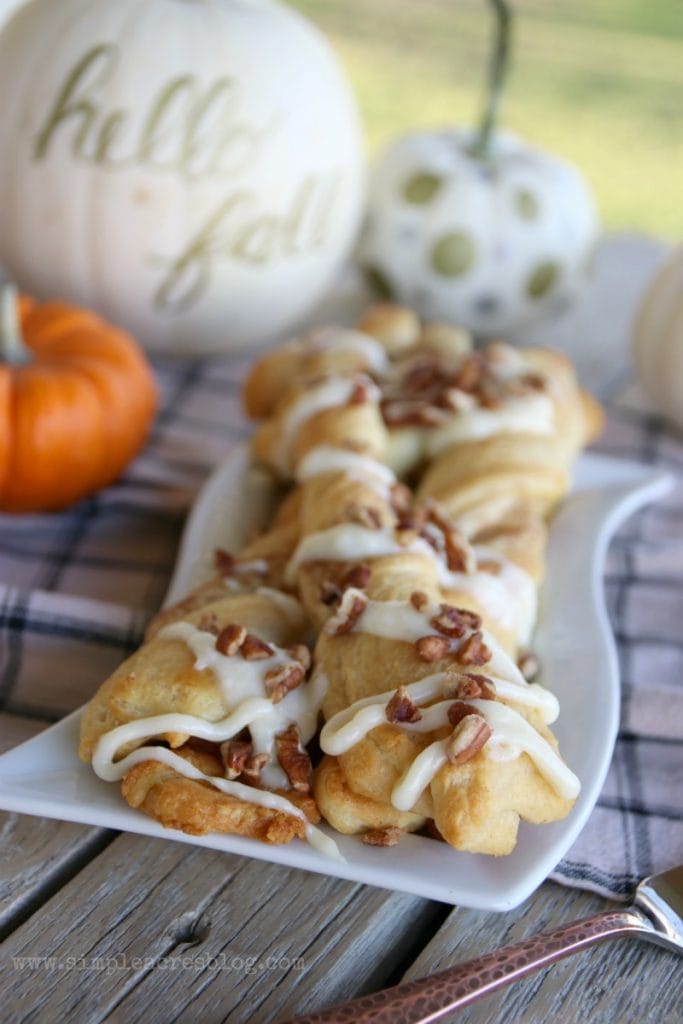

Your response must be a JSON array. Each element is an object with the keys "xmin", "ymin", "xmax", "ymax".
[{"xmin": 358, "ymin": 129, "xmax": 599, "ymax": 339}]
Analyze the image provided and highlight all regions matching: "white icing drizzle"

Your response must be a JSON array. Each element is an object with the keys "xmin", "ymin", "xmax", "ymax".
[
  {"xmin": 276, "ymin": 375, "xmax": 380, "ymax": 473},
  {"xmin": 90, "ymin": 621, "xmax": 342, "ymax": 858},
  {"xmin": 440, "ymin": 547, "xmax": 537, "ymax": 645},
  {"xmin": 285, "ymin": 520, "xmax": 536, "ymax": 645},
  {"xmin": 160, "ymin": 622, "xmax": 324, "ymax": 787},
  {"xmin": 295, "ymin": 446, "xmax": 396, "ymax": 493},
  {"xmin": 307, "ymin": 326, "xmax": 390, "ymax": 375},
  {"xmin": 318, "ymin": 677, "xmax": 578, "ymax": 809},
  {"xmin": 285, "ymin": 525, "xmax": 436, "ymax": 585},
  {"xmin": 425, "ymin": 393, "xmax": 555, "ymax": 459},
  {"xmin": 391, "ymin": 698, "xmax": 580, "ymax": 809},
  {"xmin": 92, "ymin": 733, "xmax": 340, "ymax": 859}
]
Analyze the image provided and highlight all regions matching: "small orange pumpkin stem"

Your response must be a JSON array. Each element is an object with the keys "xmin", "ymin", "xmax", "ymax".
[{"xmin": 0, "ymin": 283, "xmax": 30, "ymax": 366}]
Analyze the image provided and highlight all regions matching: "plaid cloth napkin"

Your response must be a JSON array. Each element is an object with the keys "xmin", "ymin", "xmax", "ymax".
[{"xmin": 1, "ymin": 244, "xmax": 681, "ymax": 902}]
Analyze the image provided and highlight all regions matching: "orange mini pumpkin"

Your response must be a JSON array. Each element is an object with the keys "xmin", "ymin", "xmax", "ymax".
[{"xmin": 0, "ymin": 286, "xmax": 158, "ymax": 513}]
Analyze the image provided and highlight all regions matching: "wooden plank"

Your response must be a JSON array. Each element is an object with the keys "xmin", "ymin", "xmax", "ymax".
[
  {"xmin": 0, "ymin": 812, "xmax": 111, "ymax": 941},
  {"xmin": 399, "ymin": 880, "xmax": 682, "ymax": 1024},
  {"xmin": 0, "ymin": 830, "xmax": 444, "ymax": 1023}
]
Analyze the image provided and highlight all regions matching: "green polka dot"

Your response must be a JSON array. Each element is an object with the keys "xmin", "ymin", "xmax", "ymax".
[
  {"xmin": 431, "ymin": 232, "xmax": 475, "ymax": 277},
  {"xmin": 403, "ymin": 172, "xmax": 442, "ymax": 204},
  {"xmin": 527, "ymin": 261, "xmax": 559, "ymax": 299},
  {"xmin": 363, "ymin": 264, "xmax": 394, "ymax": 299},
  {"xmin": 516, "ymin": 189, "xmax": 539, "ymax": 219}
]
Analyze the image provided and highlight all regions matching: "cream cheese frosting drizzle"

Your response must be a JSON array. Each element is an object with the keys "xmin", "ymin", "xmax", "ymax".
[
  {"xmin": 91, "ymin": 620, "xmax": 341, "ymax": 858},
  {"xmin": 319, "ymin": 678, "xmax": 578, "ymax": 810},
  {"xmin": 92, "ymin": 732, "xmax": 340, "ymax": 859},
  {"xmin": 306, "ymin": 326, "xmax": 390, "ymax": 376},
  {"xmin": 324, "ymin": 588, "xmax": 556, "ymax": 719},
  {"xmin": 276, "ymin": 375, "xmax": 380, "ymax": 474},
  {"xmin": 424, "ymin": 392, "xmax": 555, "ymax": 459},
  {"xmin": 295, "ymin": 446, "xmax": 397, "ymax": 494},
  {"xmin": 285, "ymin": 525, "xmax": 436, "ymax": 585}
]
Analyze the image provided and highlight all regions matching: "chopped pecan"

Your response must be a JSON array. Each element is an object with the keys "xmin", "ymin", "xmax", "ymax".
[
  {"xmin": 275, "ymin": 724, "xmax": 312, "ymax": 793},
  {"xmin": 410, "ymin": 590, "xmax": 429, "ymax": 611},
  {"xmin": 320, "ymin": 580, "xmax": 342, "ymax": 606},
  {"xmin": 443, "ymin": 529, "xmax": 476, "ymax": 573},
  {"xmin": 214, "ymin": 548, "xmax": 236, "ymax": 575},
  {"xmin": 215, "ymin": 623, "xmax": 247, "ymax": 656},
  {"xmin": 444, "ymin": 673, "xmax": 496, "ymax": 701},
  {"xmin": 240, "ymin": 751, "xmax": 270, "ymax": 785},
  {"xmin": 416, "ymin": 634, "xmax": 452, "ymax": 662},
  {"xmin": 431, "ymin": 605, "xmax": 481, "ymax": 638},
  {"xmin": 324, "ymin": 589, "xmax": 368, "ymax": 636},
  {"xmin": 362, "ymin": 826, "xmax": 403, "ymax": 847},
  {"xmin": 385, "ymin": 685, "xmax": 422, "ymax": 724},
  {"xmin": 197, "ymin": 611, "xmax": 222, "ymax": 635},
  {"xmin": 455, "ymin": 631, "xmax": 491, "ymax": 666},
  {"xmin": 264, "ymin": 662, "xmax": 306, "ymax": 703},
  {"xmin": 343, "ymin": 563, "xmax": 372, "ymax": 590},
  {"xmin": 220, "ymin": 739, "xmax": 253, "ymax": 780},
  {"xmin": 447, "ymin": 700, "xmax": 476, "ymax": 728},
  {"xmin": 287, "ymin": 644, "xmax": 312, "ymax": 672},
  {"xmin": 446, "ymin": 713, "xmax": 492, "ymax": 764},
  {"xmin": 241, "ymin": 634, "xmax": 275, "ymax": 660}
]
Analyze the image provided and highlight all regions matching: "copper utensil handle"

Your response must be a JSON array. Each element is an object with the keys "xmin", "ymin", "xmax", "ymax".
[{"xmin": 283, "ymin": 907, "xmax": 650, "ymax": 1024}]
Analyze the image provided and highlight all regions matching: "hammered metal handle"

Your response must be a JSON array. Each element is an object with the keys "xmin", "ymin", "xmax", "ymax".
[{"xmin": 283, "ymin": 907, "xmax": 649, "ymax": 1024}]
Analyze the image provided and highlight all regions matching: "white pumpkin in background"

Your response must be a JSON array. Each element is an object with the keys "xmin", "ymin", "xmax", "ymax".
[
  {"xmin": 358, "ymin": 129, "xmax": 599, "ymax": 338},
  {"xmin": 358, "ymin": 0, "xmax": 599, "ymax": 340},
  {"xmin": 0, "ymin": 0, "xmax": 364, "ymax": 355},
  {"xmin": 632, "ymin": 246, "xmax": 683, "ymax": 432}
]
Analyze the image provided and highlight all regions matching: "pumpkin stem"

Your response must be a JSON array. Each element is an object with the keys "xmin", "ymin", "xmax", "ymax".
[
  {"xmin": 470, "ymin": 0, "xmax": 512, "ymax": 161},
  {"xmin": 0, "ymin": 283, "xmax": 30, "ymax": 366}
]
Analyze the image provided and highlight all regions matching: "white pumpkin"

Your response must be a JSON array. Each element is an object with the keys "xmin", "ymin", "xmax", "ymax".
[
  {"xmin": 0, "ymin": 0, "xmax": 364, "ymax": 355},
  {"xmin": 358, "ymin": 128, "xmax": 599, "ymax": 339},
  {"xmin": 632, "ymin": 246, "xmax": 683, "ymax": 431}
]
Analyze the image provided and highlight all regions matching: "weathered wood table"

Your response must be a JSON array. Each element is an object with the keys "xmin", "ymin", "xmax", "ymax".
[{"xmin": 1, "ymin": 239, "xmax": 681, "ymax": 1023}]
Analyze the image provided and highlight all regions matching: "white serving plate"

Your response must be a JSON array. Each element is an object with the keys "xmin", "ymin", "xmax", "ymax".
[{"xmin": 0, "ymin": 450, "xmax": 672, "ymax": 910}]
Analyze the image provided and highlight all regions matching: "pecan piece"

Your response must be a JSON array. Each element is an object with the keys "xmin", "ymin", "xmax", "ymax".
[
  {"xmin": 443, "ymin": 673, "xmax": 496, "ymax": 701},
  {"xmin": 215, "ymin": 623, "xmax": 247, "ymax": 656},
  {"xmin": 320, "ymin": 580, "xmax": 342, "ymax": 606},
  {"xmin": 324, "ymin": 589, "xmax": 368, "ymax": 636},
  {"xmin": 410, "ymin": 590, "xmax": 429, "ymax": 611},
  {"xmin": 456, "ymin": 631, "xmax": 491, "ymax": 666},
  {"xmin": 241, "ymin": 634, "xmax": 275, "ymax": 660},
  {"xmin": 431, "ymin": 605, "xmax": 481, "ymax": 638},
  {"xmin": 197, "ymin": 611, "xmax": 222, "ymax": 636},
  {"xmin": 416, "ymin": 634, "xmax": 451, "ymax": 662},
  {"xmin": 343, "ymin": 563, "xmax": 372, "ymax": 590},
  {"xmin": 362, "ymin": 826, "xmax": 403, "ymax": 847},
  {"xmin": 275, "ymin": 724, "xmax": 313, "ymax": 793},
  {"xmin": 287, "ymin": 644, "xmax": 312, "ymax": 672},
  {"xmin": 446, "ymin": 714, "xmax": 492, "ymax": 765},
  {"xmin": 214, "ymin": 548, "xmax": 236, "ymax": 575},
  {"xmin": 220, "ymin": 739, "xmax": 253, "ymax": 780},
  {"xmin": 264, "ymin": 662, "xmax": 305, "ymax": 703},
  {"xmin": 240, "ymin": 751, "xmax": 270, "ymax": 785},
  {"xmin": 385, "ymin": 685, "xmax": 422, "ymax": 724}
]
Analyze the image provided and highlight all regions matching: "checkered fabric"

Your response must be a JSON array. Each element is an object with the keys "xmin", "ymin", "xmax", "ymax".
[{"xmin": 0, "ymin": 312, "xmax": 681, "ymax": 903}]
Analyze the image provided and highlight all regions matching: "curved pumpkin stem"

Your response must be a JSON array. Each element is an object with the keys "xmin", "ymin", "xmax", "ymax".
[
  {"xmin": 470, "ymin": 0, "xmax": 512, "ymax": 161},
  {"xmin": 0, "ymin": 282, "xmax": 30, "ymax": 365}
]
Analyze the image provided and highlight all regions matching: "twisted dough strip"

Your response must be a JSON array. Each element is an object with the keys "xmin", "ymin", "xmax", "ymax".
[{"xmin": 79, "ymin": 587, "xmax": 334, "ymax": 848}]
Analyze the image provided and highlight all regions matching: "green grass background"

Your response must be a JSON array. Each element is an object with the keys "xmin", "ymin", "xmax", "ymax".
[{"xmin": 290, "ymin": 0, "xmax": 682, "ymax": 239}]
